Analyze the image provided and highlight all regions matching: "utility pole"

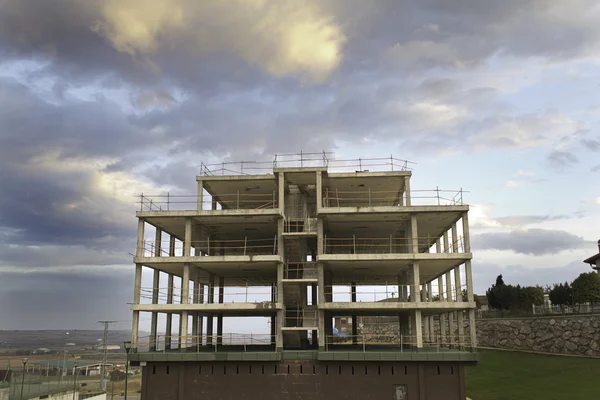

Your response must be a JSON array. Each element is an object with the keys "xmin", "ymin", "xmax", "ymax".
[{"xmin": 98, "ymin": 321, "xmax": 116, "ymax": 391}]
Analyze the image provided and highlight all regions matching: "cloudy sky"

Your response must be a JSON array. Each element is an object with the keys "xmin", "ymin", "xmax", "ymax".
[{"xmin": 1, "ymin": 0, "xmax": 599, "ymax": 330}]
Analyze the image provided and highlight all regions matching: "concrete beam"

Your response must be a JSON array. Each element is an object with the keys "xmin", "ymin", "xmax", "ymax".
[
  {"xmin": 132, "ymin": 303, "xmax": 283, "ymax": 312},
  {"xmin": 317, "ymin": 205, "xmax": 469, "ymax": 215}
]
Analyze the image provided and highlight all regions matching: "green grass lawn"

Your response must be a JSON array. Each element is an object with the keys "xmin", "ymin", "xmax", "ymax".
[{"xmin": 466, "ymin": 350, "xmax": 600, "ymax": 400}]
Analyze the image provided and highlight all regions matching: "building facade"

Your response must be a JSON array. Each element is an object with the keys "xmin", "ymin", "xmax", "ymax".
[{"xmin": 128, "ymin": 154, "xmax": 477, "ymax": 400}]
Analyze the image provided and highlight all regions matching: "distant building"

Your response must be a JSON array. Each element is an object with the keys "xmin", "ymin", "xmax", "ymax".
[{"xmin": 583, "ymin": 239, "xmax": 600, "ymax": 273}]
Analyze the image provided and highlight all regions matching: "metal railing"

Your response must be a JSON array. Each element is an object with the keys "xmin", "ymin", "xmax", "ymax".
[
  {"xmin": 140, "ymin": 284, "xmax": 276, "ymax": 304},
  {"xmin": 323, "ymin": 188, "xmax": 466, "ymax": 207},
  {"xmin": 284, "ymin": 309, "xmax": 318, "ymax": 328},
  {"xmin": 284, "ymin": 217, "xmax": 317, "ymax": 233},
  {"xmin": 283, "ymin": 262, "xmax": 318, "ymax": 280},
  {"xmin": 323, "ymin": 235, "xmax": 464, "ymax": 254},
  {"xmin": 199, "ymin": 153, "xmax": 414, "ymax": 176},
  {"xmin": 138, "ymin": 192, "xmax": 278, "ymax": 211},
  {"xmin": 325, "ymin": 334, "xmax": 475, "ymax": 352},
  {"xmin": 326, "ymin": 283, "xmax": 469, "ymax": 303},
  {"xmin": 140, "ymin": 333, "xmax": 275, "ymax": 352},
  {"xmin": 139, "ymin": 237, "xmax": 279, "ymax": 257}
]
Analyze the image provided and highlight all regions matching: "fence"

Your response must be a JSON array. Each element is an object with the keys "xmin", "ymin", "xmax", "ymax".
[
  {"xmin": 323, "ymin": 235, "xmax": 464, "ymax": 254},
  {"xmin": 143, "ymin": 333, "xmax": 274, "ymax": 352},
  {"xmin": 478, "ymin": 303, "xmax": 600, "ymax": 318},
  {"xmin": 140, "ymin": 284, "xmax": 276, "ymax": 304},
  {"xmin": 322, "ymin": 188, "xmax": 466, "ymax": 207},
  {"xmin": 139, "ymin": 237, "xmax": 279, "ymax": 257},
  {"xmin": 284, "ymin": 309, "xmax": 318, "ymax": 328},
  {"xmin": 199, "ymin": 153, "xmax": 414, "ymax": 176},
  {"xmin": 325, "ymin": 334, "xmax": 474, "ymax": 352},
  {"xmin": 283, "ymin": 262, "xmax": 318, "ymax": 280},
  {"xmin": 284, "ymin": 217, "xmax": 318, "ymax": 233},
  {"xmin": 139, "ymin": 192, "xmax": 278, "ymax": 212},
  {"xmin": 326, "ymin": 283, "xmax": 468, "ymax": 303}
]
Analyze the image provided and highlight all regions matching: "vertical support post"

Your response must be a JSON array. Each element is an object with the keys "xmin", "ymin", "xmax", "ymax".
[
  {"xmin": 468, "ymin": 309, "xmax": 477, "ymax": 349},
  {"xmin": 317, "ymin": 265, "xmax": 326, "ymax": 351},
  {"xmin": 404, "ymin": 175, "xmax": 411, "ymax": 206},
  {"xmin": 410, "ymin": 215, "xmax": 418, "ymax": 254},
  {"xmin": 166, "ymin": 273, "xmax": 174, "ymax": 350},
  {"xmin": 436, "ymin": 239, "xmax": 441, "ymax": 254},
  {"xmin": 149, "ymin": 268, "xmax": 160, "ymax": 352},
  {"xmin": 276, "ymin": 262, "xmax": 284, "ymax": 351},
  {"xmin": 443, "ymin": 232, "xmax": 449, "ymax": 253},
  {"xmin": 411, "ymin": 310, "xmax": 423, "ymax": 349},
  {"xmin": 180, "ymin": 264, "xmax": 190, "ymax": 349},
  {"xmin": 184, "ymin": 218, "xmax": 192, "ymax": 257},
  {"xmin": 217, "ymin": 276, "xmax": 224, "ymax": 346},
  {"xmin": 465, "ymin": 260, "xmax": 474, "ymax": 302},
  {"xmin": 198, "ymin": 282, "xmax": 205, "ymax": 347},
  {"xmin": 462, "ymin": 212, "xmax": 471, "ymax": 253},
  {"xmin": 451, "ymin": 223, "xmax": 458, "ymax": 253},
  {"xmin": 197, "ymin": 180, "xmax": 204, "ymax": 211},
  {"xmin": 207, "ymin": 274, "xmax": 215, "ymax": 346},
  {"xmin": 192, "ymin": 272, "xmax": 200, "ymax": 348},
  {"xmin": 455, "ymin": 267, "xmax": 465, "ymax": 348},
  {"xmin": 132, "ymin": 263, "xmax": 142, "ymax": 350},
  {"xmin": 438, "ymin": 276, "xmax": 446, "ymax": 346},
  {"xmin": 445, "ymin": 272, "xmax": 455, "ymax": 346},
  {"xmin": 136, "ymin": 219, "xmax": 145, "ymax": 257},
  {"xmin": 351, "ymin": 282, "xmax": 357, "ymax": 345},
  {"xmin": 411, "ymin": 262, "xmax": 420, "ymax": 303},
  {"xmin": 316, "ymin": 171, "xmax": 323, "ymax": 210}
]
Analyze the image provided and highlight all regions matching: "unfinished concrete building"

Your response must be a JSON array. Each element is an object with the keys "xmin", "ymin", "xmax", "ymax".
[{"xmin": 128, "ymin": 153, "xmax": 477, "ymax": 400}]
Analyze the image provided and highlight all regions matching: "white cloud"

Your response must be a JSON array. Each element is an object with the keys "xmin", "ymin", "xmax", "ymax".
[
  {"xmin": 94, "ymin": 0, "xmax": 347, "ymax": 82},
  {"xmin": 596, "ymin": 197, "xmax": 600, "ymax": 205}
]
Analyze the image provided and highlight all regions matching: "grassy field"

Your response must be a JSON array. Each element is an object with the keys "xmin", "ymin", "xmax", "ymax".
[{"xmin": 466, "ymin": 350, "xmax": 600, "ymax": 400}]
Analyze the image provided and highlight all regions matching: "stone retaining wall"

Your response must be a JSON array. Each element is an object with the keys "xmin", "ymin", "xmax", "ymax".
[
  {"xmin": 361, "ymin": 314, "xmax": 600, "ymax": 357},
  {"xmin": 475, "ymin": 314, "xmax": 600, "ymax": 357}
]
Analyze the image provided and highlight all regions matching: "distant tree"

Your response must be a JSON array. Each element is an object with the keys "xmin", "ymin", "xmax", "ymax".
[
  {"xmin": 486, "ymin": 275, "xmax": 516, "ymax": 316},
  {"xmin": 549, "ymin": 282, "xmax": 573, "ymax": 313},
  {"xmin": 571, "ymin": 272, "xmax": 600, "ymax": 311},
  {"xmin": 517, "ymin": 286, "xmax": 545, "ymax": 310}
]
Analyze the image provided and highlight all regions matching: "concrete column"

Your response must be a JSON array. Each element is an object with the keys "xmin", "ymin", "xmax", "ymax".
[
  {"xmin": 426, "ymin": 282, "xmax": 432, "ymax": 302},
  {"xmin": 317, "ymin": 219, "xmax": 324, "ymax": 255},
  {"xmin": 184, "ymin": 218, "xmax": 192, "ymax": 257},
  {"xmin": 217, "ymin": 276, "xmax": 224, "ymax": 346},
  {"xmin": 191, "ymin": 273, "xmax": 200, "ymax": 347},
  {"xmin": 411, "ymin": 310, "xmax": 423, "ymax": 348},
  {"xmin": 316, "ymin": 171, "xmax": 323, "ymax": 209},
  {"xmin": 462, "ymin": 212, "xmax": 471, "ymax": 252},
  {"xmin": 468, "ymin": 309, "xmax": 477, "ymax": 348},
  {"xmin": 180, "ymin": 263, "xmax": 190, "ymax": 349},
  {"xmin": 428, "ymin": 315, "xmax": 434, "ymax": 344},
  {"xmin": 421, "ymin": 284, "xmax": 427, "ymax": 302},
  {"xmin": 404, "ymin": 175, "xmax": 411, "ymax": 206},
  {"xmin": 410, "ymin": 215, "xmax": 419, "ymax": 254},
  {"xmin": 278, "ymin": 172, "xmax": 285, "ymax": 213},
  {"xmin": 411, "ymin": 262, "xmax": 420, "ymax": 302},
  {"xmin": 149, "ymin": 268, "xmax": 160, "ymax": 352},
  {"xmin": 451, "ymin": 222, "xmax": 458, "ymax": 253},
  {"xmin": 276, "ymin": 262, "xmax": 284, "ymax": 351},
  {"xmin": 132, "ymin": 263, "xmax": 142, "ymax": 349},
  {"xmin": 207, "ymin": 274, "xmax": 215, "ymax": 345},
  {"xmin": 136, "ymin": 219, "xmax": 145, "ymax": 257},
  {"xmin": 465, "ymin": 260, "xmax": 474, "ymax": 302},
  {"xmin": 317, "ymin": 264, "xmax": 326, "ymax": 350},
  {"xmin": 454, "ymin": 268, "xmax": 465, "ymax": 348},
  {"xmin": 443, "ymin": 232, "xmax": 449, "ymax": 253},
  {"xmin": 166, "ymin": 273, "xmax": 174, "ymax": 350},
  {"xmin": 351, "ymin": 282, "xmax": 357, "ymax": 344},
  {"xmin": 311, "ymin": 283, "xmax": 318, "ymax": 345},
  {"xmin": 437, "ymin": 275, "xmax": 446, "ymax": 346},
  {"xmin": 423, "ymin": 315, "xmax": 429, "ymax": 343},
  {"xmin": 435, "ymin": 239, "xmax": 441, "ymax": 253},
  {"xmin": 197, "ymin": 180, "xmax": 204, "ymax": 211},
  {"xmin": 198, "ymin": 283, "xmax": 204, "ymax": 346}
]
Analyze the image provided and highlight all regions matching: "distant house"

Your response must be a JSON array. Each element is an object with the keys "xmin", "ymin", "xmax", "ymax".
[
  {"xmin": 583, "ymin": 239, "xmax": 600, "ymax": 273},
  {"xmin": 475, "ymin": 295, "xmax": 488, "ymax": 311}
]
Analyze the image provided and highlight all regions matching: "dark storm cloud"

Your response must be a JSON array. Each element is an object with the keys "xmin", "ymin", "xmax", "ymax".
[
  {"xmin": 581, "ymin": 138, "xmax": 600, "ymax": 151},
  {"xmin": 472, "ymin": 229, "xmax": 592, "ymax": 256},
  {"xmin": 0, "ymin": 270, "xmax": 133, "ymax": 330}
]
